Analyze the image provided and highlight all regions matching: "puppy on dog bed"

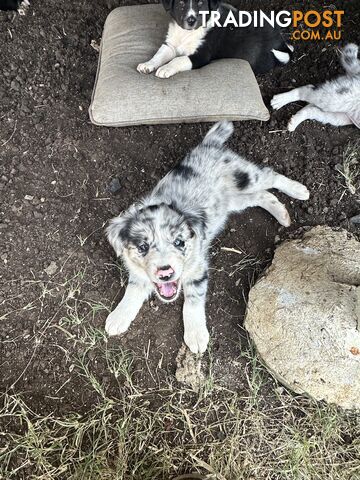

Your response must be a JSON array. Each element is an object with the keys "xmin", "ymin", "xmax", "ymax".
[
  {"xmin": 137, "ymin": 0, "xmax": 293, "ymax": 78},
  {"xmin": 105, "ymin": 121, "xmax": 309, "ymax": 354},
  {"xmin": 271, "ymin": 44, "xmax": 360, "ymax": 131}
]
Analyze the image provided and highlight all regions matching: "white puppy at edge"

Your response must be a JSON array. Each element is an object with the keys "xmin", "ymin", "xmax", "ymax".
[
  {"xmin": 271, "ymin": 43, "xmax": 360, "ymax": 131},
  {"xmin": 105, "ymin": 122, "xmax": 309, "ymax": 354}
]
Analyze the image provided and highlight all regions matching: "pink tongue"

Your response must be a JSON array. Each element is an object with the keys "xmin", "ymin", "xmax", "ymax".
[{"xmin": 158, "ymin": 282, "xmax": 176, "ymax": 298}]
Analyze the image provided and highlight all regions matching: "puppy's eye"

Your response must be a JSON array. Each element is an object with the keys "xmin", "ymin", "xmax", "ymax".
[
  {"xmin": 174, "ymin": 238, "xmax": 185, "ymax": 248},
  {"xmin": 137, "ymin": 243, "xmax": 149, "ymax": 254}
]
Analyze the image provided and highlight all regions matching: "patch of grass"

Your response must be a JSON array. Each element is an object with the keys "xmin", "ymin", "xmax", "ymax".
[
  {"xmin": 336, "ymin": 140, "xmax": 360, "ymax": 199},
  {"xmin": 1, "ymin": 335, "xmax": 359, "ymax": 480},
  {"xmin": 1, "ymin": 274, "xmax": 359, "ymax": 480}
]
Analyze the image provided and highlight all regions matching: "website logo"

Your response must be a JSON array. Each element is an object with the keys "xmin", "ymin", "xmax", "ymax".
[{"xmin": 199, "ymin": 9, "xmax": 344, "ymax": 41}]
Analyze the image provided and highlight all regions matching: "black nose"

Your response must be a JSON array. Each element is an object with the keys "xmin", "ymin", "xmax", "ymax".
[
  {"xmin": 156, "ymin": 265, "xmax": 174, "ymax": 281},
  {"xmin": 159, "ymin": 265, "xmax": 171, "ymax": 272},
  {"xmin": 187, "ymin": 15, "xmax": 196, "ymax": 26}
]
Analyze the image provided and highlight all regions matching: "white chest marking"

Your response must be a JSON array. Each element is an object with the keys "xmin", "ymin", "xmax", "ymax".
[{"xmin": 166, "ymin": 21, "xmax": 209, "ymax": 56}]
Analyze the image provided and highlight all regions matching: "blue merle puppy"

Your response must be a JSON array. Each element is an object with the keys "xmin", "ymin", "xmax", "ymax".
[
  {"xmin": 106, "ymin": 121, "xmax": 309, "ymax": 353},
  {"xmin": 271, "ymin": 44, "xmax": 360, "ymax": 131}
]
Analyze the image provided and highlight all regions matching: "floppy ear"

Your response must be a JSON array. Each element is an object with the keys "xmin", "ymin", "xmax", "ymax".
[
  {"xmin": 106, "ymin": 215, "xmax": 128, "ymax": 257},
  {"xmin": 162, "ymin": 0, "xmax": 174, "ymax": 12},
  {"xmin": 183, "ymin": 209, "xmax": 207, "ymax": 240},
  {"xmin": 208, "ymin": 0, "xmax": 220, "ymax": 11},
  {"xmin": 106, "ymin": 204, "xmax": 139, "ymax": 257}
]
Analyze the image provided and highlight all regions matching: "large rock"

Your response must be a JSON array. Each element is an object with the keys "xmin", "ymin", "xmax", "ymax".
[{"xmin": 245, "ymin": 226, "xmax": 360, "ymax": 410}]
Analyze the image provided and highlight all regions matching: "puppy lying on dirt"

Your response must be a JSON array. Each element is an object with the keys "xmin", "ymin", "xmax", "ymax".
[
  {"xmin": 271, "ymin": 44, "xmax": 360, "ymax": 131},
  {"xmin": 105, "ymin": 121, "xmax": 309, "ymax": 353}
]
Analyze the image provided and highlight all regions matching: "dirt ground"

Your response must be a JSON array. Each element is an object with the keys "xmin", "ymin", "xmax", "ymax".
[{"xmin": 0, "ymin": 0, "xmax": 359, "ymax": 478}]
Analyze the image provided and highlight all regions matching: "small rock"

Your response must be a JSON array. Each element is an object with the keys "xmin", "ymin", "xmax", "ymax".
[
  {"xmin": 175, "ymin": 344, "xmax": 204, "ymax": 392},
  {"xmin": 350, "ymin": 214, "xmax": 360, "ymax": 225},
  {"xmin": 24, "ymin": 195, "xmax": 34, "ymax": 201},
  {"xmin": 107, "ymin": 177, "xmax": 121, "ymax": 194},
  {"xmin": 44, "ymin": 261, "xmax": 58, "ymax": 276}
]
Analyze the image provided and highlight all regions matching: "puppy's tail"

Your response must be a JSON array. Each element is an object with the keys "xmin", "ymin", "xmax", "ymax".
[
  {"xmin": 272, "ymin": 43, "xmax": 294, "ymax": 65},
  {"xmin": 203, "ymin": 121, "xmax": 234, "ymax": 147},
  {"xmin": 340, "ymin": 44, "xmax": 360, "ymax": 75}
]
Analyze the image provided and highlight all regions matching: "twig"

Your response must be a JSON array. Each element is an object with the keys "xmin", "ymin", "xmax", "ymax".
[
  {"xmin": 220, "ymin": 247, "xmax": 243, "ymax": 255},
  {"xmin": 1, "ymin": 120, "xmax": 17, "ymax": 147}
]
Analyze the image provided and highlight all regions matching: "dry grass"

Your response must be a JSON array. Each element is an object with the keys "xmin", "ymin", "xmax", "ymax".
[
  {"xmin": 0, "ymin": 269, "xmax": 359, "ymax": 480},
  {"xmin": 1, "ymin": 316, "xmax": 359, "ymax": 479},
  {"xmin": 336, "ymin": 140, "xmax": 360, "ymax": 199}
]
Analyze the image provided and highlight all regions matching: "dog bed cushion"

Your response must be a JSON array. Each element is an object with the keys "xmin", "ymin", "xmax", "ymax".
[{"xmin": 89, "ymin": 4, "xmax": 270, "ymax": 127}]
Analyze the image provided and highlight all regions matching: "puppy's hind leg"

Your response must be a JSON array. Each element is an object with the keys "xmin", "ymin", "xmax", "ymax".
[
  {"xmin": 241, "ymin": 165, "xmax": 310, "ymax": 201},
  {"xmin": 288, "ymin": 105, "xmax": 353, "ymax": 131},
  {"xmin": 233, "ymin": 191, "xmax": 291, "ymax": 226},
  {"xmin": 271, "ymin": 172, "xmax": 310, "ymax": 201},
  {"xmin": 255, "ymin": 191, "xmax": 291, "ymax": 226}
]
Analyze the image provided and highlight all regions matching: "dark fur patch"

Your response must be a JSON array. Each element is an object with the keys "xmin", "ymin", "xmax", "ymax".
[
  {"xmin": 337, "ymin": 86, "xmax": 350, "ymax": 94},
  {"xmin": 185, "ymin": 210, "xmax": 207, "ymax": 238},
  {"xmin": 192, "ymin": 272, "xmax": 209, "ymax": 287},
  {"xmin": 172, "ymin": 163, "xmax": 196, "ymax": 180},
  {"xmin": 168, "ymin": 201, "xmax": 184, "ymax": 217},
  {"xmin": 234, "ymin": 171, "xmax": 250, "ymax": 189},
  {"xmin": 147, "ymin": 204, "xmax": 160, "ymax": 211},
  {"xmin": 168, "ymin": 202, "xmax": 207, "ymax": 237},
  {"xmin": 118, "ymin": 218, "xmax": 133, "ymax": 243}
]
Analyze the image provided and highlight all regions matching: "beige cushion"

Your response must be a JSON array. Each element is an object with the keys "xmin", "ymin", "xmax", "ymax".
[{"xmin": 89, "ymin": 4, "xmax": 270, "ymax": 127}]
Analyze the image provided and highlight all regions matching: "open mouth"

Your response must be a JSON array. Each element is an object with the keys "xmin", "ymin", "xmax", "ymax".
[{"xmin": 154, "ymin": 280, "xmax": 180, "ymax": 302}]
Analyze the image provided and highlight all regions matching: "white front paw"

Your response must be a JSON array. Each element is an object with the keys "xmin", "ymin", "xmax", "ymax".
[
  {"xmin": 105, "ymin": 310, "xmax": 131, "ymax": 336},
  {"xmin": 155, "ymin": 65, "xmax": 176, "ymax": 79},
  {"xmin": 137, "ymin": 62, "xmax": 156, "ymax": 74},
  {"xmin": 184, "ymin": 325, "xmax": 209, "ymax": 354},
  {"xmin": 271, "ymin": 93, "xmax": 291, "ymax": 110}
]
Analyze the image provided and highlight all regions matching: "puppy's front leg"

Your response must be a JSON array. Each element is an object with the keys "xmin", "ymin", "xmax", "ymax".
[
  {"xmin": 156, "ymin": 56, "xmax": 192, "ymax": 79},
  {"xmin": 155, "ymin": 48, "xmax": 211, "ymax": 79},
  {"xmin": 182, "ymin": 272, "xmax": 209, "ymax": 354},
  {"xmin": 137, "ymin": 44, "xmax": 176, "ymax": 74},
  {"xmin": 105, "ymin": 277, "xmax": 153, "ymax": 336}
]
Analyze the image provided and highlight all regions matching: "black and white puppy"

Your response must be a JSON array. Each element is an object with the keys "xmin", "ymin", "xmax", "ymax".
[
  {"xmin": 271, "ymin": 44, "xmax": 360, "ymax": 131},
  {"xmin": 137, "ymin": 0, "xmax": 293, "ymax": 78},
  {"xmin": 105, "ymin": 121, "xmax": 309, "ymax": 353}
]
